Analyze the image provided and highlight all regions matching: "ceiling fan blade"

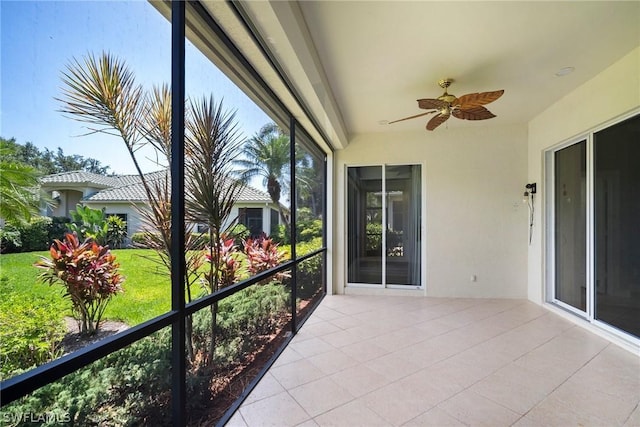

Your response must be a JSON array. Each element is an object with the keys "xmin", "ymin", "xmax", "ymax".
[
  {"xmin": 388, "ymin": 110, "xmax": 436, "ymax": 124},
  {"xmin": 452, "ymin": 106, "xmax": 496, "ymax": 121},
  {"xmin": 418, "ymin": 98, "xmax": 448, "ymax": 110},
  {"xmin": 426, "ymin": 113, "xmax": 450, "ymax": 131},
  {"xmin": 457, "ymin": 90, "xmax": 504, "ymax": 109}
]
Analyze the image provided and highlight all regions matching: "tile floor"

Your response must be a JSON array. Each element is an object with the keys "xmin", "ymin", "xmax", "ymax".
[{"xmin": 228, "ymin": 295, "xmax": 640, "ymax": 426}]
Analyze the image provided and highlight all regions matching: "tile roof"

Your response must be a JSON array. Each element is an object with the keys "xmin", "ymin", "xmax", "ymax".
[
  {"xmin": 42, "ymin": 170, "xmax": 273, "ymax": 204},
  {"xmin": 40, "ymin": 171, "xmax": 123, "ymax": 188}
]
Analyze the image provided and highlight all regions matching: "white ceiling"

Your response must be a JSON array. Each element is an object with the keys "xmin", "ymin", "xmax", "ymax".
[
  {"xmin": 292, "ymin": 1, "xmax": 640, "ymax": 136},
  {"xmin": 214, "ymin": 1, "xmax": 639, "ymax": 147}
]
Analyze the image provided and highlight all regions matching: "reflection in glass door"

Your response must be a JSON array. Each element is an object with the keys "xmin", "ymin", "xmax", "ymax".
[
  {"xmin": 554, "ymin": 141, "xmax": 587, "ymax": 312},
  {"xmin": 594, "ymin": 114, "xmax": 640, "ymax": 337},
  {"xmin": 347, "ymin": 165, "xmax": 421, "ymax": 287}
]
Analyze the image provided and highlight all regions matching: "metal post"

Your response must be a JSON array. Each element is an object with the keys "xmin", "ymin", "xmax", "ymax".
[
  {"xmin": 289, "ymin": 118, "xmax": 298, "ymax": 333},
  {"xmin": 170, "ymin": 1, "xmax": 186, "ymax": 425}
]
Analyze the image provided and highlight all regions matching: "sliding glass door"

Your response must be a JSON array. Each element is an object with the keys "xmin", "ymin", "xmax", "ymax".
[
  {"xmin": 594, "ymin": 114, "xmax": 640, "ymax": 337},
  {"xmin": 554, "ymin": 141, "xmax": 587, "ymax": 312},
  {"xmin": 549, "ymin": 112, "xmax": 639, "ymax": 340},
  {"xmin": 347, "ymin": 165, "xmax": 422, "ymax": 287}
]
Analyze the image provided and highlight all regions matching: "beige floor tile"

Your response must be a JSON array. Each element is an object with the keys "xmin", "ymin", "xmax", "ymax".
[
  {"xmin": 569, "ymin": 344, "xmax": 640, "ymax": 402},
  {"xmin": 313, "ymin": 307, "xmax": 347, "ymax": 321},
  {"xmin": 271, "ymin": 358, "xmax": 326, "ymax": 390},
  {"xmin": 361, "ymin": 380, "xmax": 435, "ymax": 425},
  {"xmin": 308, "ymin": 348, "xmax": 360, "ymax": 376},
  {"xmin": 624, "ymin": 403, "xmax": 640, "ymax": 427},
  {"xmin": 412, "ymin": 318, "xmax": 460, "ymax": 338},
  {"xmin": 437, "ymin": 389, "xmax": 520, "ymax": 426},
  {"xmin": 244, "ymin": 372, "xmax": 286, "ymax": 405},
  {"xmin": 423, "ymin": 357, "xmax": 494, "ymax": 391},
  {"xmin": 340, "ymin": 338, "xmax": 390, "ymax": 362},
  {"xmin": 373, "ymin": 326, "xmax": 429, "ymax": 352},
  {"xmin": 226, "ymin": 410, "xmax": 248, "ymax": 427},
  {"xmin": 290, "ymin": 336, "xmax": 335, "ymax": 358},
  {"xmin": 329, "ymin": 315, "xmax": 361, "ymax": 330},
  {"xmin": 394, "ymin": 368, "xmax": 465, "ymax": 407},
  {"xmin": 239, "ymin": 296, "xmax": 639, "ymax": 427},
  {"xmin": 402, "ymin": 406, "xmax": 466, "ymax": 426},
  {"xmin": 547, "ymin": 378, "xmax": 638, "ymax": 425},
  {"xmin": 363, "ymin": 351, "xmax": 421, "ymax": 382},
  {"xmin": 329, "ymin": 364, "xmax": 390, "ymax": 397},
  {"xmin": 469, "ymin": 364, "xmax": 560, "ymax": 415},
  {"xmin": 513, "ymin": 393, "xmax": 616, "ymax": 427},
  {"xmin": 321, "ymin": 329, "xmax": 363, "ymax": 348},
  {"xmin": 512, "ymin": 347, "xmax": 584, "ymax": 380},
  {"xmin": 295, "ymin": 419, "xmax": 319, "ymax": 427},
  {"xmin": 449, "ymin": 346, "xmax": 512, "ymax": 374},
  {"xmin": 273, "ymin": 346, "xmax": 304, "ymax": 368},
  {"xmin": 302, "ymin": 321, "xmax": 343, "ymax": 338},
  {"xmin": 313, "ymin": 399, "xmax": 391, "ymax": 426},
  {"xmin": 289, "ymin": 376, "xmax": 354, "ymax": 417},
  {"xmin": 239, "ymin": 391, "xmax": 310, "ymax": 426}
]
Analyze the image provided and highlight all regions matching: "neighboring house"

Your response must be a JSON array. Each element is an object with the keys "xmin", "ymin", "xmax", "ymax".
[{"xmin": 39, "ymin": 170, "xmax": 282, "ymax": 238}]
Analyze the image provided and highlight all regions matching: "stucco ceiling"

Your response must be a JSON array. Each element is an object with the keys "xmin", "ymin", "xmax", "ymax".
[{"xmin": 296, "ymin": 1, "xmax": 639, "ymax": 136}]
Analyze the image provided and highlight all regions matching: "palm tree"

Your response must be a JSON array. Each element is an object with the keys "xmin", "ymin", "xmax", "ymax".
[
  {"xmin": 0, "ymin": 140, "xmax": 41, "ymax": 224},
  {"xmin": 237, "ymin": 123, "xmax": 290, "ymax": 225}
]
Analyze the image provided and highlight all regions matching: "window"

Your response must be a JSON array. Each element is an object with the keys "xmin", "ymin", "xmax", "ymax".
[
  {"xmin": 239, "ymin": 207, "xmax": 264, "ymax": 236},
  {"xmin": 547, "ymin": 112, "xmax": 640, "ymax": 341}
]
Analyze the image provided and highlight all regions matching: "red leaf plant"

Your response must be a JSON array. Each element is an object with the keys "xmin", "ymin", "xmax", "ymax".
[
  {"xmin": 203, "ymin": 237, "xmax": 242, "ymax": 290},
  {"xmin": 244, "ymin": 233, "xmax": 290, "ymax": 283},
  {"xmin": 35, "ymin": 233, "xmax": 124, "ymax": 336}
]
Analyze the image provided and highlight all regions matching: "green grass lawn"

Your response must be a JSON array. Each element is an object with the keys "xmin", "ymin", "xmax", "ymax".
[{"xmin": 0, "ymin": 249, "xmax": 171, "ymax": 326}]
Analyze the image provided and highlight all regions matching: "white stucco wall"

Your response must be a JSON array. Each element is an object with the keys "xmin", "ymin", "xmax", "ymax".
[
  {"xmin": 84, "ymin": 202, "xmax": 146, "ymax": 237},
  {"xmin": 334, "ymin": 123, "xmax": 529, "ymax": 298},
  {"xmin": 527, "ymin": 46, "xmax": 640, "ymax": 304}
]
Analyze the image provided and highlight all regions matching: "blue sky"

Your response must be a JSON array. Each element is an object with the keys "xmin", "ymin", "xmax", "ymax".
[{"xmin": 1, "ymin": 1, "xmax": 270, "ymax": 175}]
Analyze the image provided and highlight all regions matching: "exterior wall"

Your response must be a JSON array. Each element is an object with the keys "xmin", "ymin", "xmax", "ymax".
[
  {"xmin": 84, "ymin": 202, "xmax": 145, "ymax": 237},
  {"xmin": 230, "ymin": 203, "xmax": 281, "ymax": 236},
  {"xmin": 334, "ymin": 124, "xmax": 528, "ymax": 298},
  {"xmin": 49, "ymin": 189, "xmax": 83, "ymax": 217},
  {"xmin": 527, "ymin": 46, "xmax": 640, "ymax": 304}
]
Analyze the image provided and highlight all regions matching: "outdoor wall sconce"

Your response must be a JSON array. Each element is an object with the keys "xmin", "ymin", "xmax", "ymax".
[{"xmin": 523, "ymin": 183, "xmax": 536, "ymax": 244}]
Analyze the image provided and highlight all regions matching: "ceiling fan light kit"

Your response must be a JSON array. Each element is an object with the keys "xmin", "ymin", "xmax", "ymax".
[{"xmin": 389, "ymin": 78, "xmax": 504, "ymax": 131}]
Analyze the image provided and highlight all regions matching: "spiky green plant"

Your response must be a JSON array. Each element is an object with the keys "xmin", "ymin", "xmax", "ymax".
[{"xmin": 0, "ymin": 140, "xmax": 42, "ymax": 225}]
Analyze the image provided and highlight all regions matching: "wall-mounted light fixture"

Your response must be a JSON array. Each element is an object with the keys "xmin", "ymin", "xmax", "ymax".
[{"xmin": 523, "ymin": 183, "xmax": 536, "ymax": 244}]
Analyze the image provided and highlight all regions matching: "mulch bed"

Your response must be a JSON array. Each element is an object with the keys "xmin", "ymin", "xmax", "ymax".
[{"xmin": 61, "ymin": 317, "xmax": 129, "ymax": 354}]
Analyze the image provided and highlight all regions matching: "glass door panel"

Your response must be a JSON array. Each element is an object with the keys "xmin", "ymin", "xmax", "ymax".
[
  {"xmin": 385, "ymin": 165, "xmax": 421, "ymax": 285},
  {"xmin": 348, "ymin": 165, "xmax": 422, "ymax": 286},
  {"xmin": 347, "ymin": 166, "xmax": 383, "ymax": 284},
  {"xmin": 554, "ymin": 141, "xmax": 587, "ymax": 311},
  {"xmin": 594, "ymin": 114, "xmax": 640, "ymax": 337}
]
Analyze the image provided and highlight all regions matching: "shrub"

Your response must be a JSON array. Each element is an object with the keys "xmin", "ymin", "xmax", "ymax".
[
  {"xmin": 69, "ymin": 205, "xmax": 108, "ymax": 244},
  {"xmin": 271, "ymin": 208, "xmax": 323, "ymax": 245},
  {"xmin": 0, "ymin": 328, "xmax": 173, "ymax": 426},
  {"xmin": 35, "ymin": 233, "xmax": 124, "ymax": 335},
  {"xmin": 0, "ymin": 216, "xmax": 72, "ymax": 253},
  {"xmin": 48, "ymin": 216, "xmax": 72, "ymax": 243},
  {"xmin": 244, "ymin": 234, "xmax": 289, "ymax": 282},
  {"xmin": 202, "ymin": 238, "xmax": 242, "ymax": 291},
  {"xmin": 191, "ymin": 282, "xmax": 289, "ymax": 365},
  {"xmin": 0, "ymin": 277, "xmax": 66, "ymax": 378},
  {"xmin": 21, "ymin": 216, "xmax": 53, "ymax": 252},
  {"xmin": 106, "ymin": 215, "xmax": 127, "ymax": 248},
  {"xmin": 366, "ymin": 222, "xmax": 383, "ymax": 254},
  {"xmin": 0, "ymin": 226, "xmax": 21, "ymax": 253},
  {"xmin": 130, "ymin": 231, "xmax": 149, "ymax": 248}
]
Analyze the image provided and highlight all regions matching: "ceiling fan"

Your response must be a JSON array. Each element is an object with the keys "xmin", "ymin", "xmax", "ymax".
[{"xmin": 389, "ymin": 79, "xmax": 504, "ymax": 131}]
